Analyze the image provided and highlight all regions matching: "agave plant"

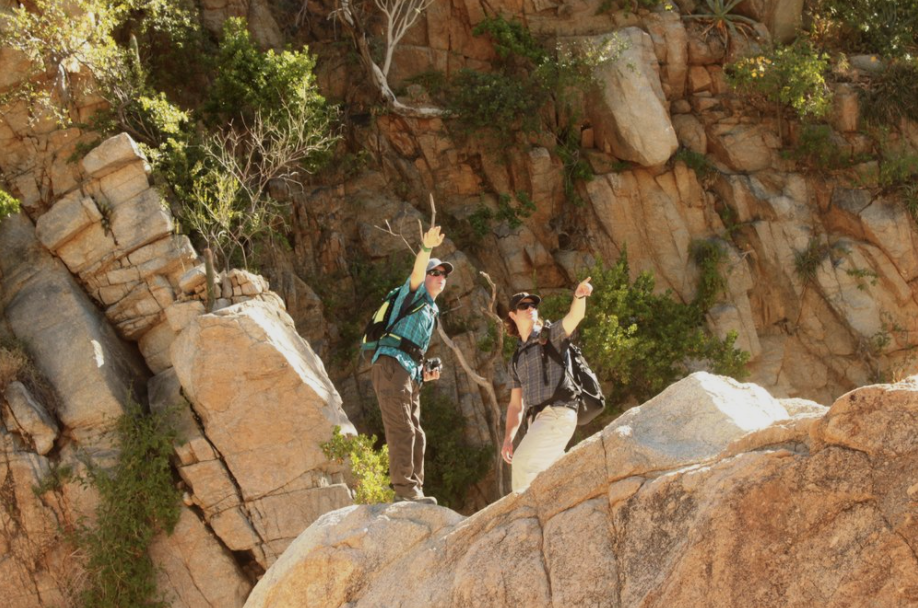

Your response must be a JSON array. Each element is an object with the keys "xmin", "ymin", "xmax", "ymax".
[{"xmin": 683, "ymin": 0, "xmax": 759, "ymax": 41}]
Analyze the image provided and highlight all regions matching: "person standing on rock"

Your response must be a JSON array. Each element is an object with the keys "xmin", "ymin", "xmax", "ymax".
[
  {"xmin": 500, "ymin": 278, "xmax": 593, "ymax": 492},
  {"xmin": 371, "ymin": 226, "xmax": 452, "ymax": 505}
]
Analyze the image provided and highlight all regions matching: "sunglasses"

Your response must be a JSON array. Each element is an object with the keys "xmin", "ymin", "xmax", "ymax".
[
  {"xmin": 516, "ymin": 301, "xmax": 538, "ymax": 311},
  {"xmin": 427, "ymin": 269, "xmax": 449, "ymax": 277}
]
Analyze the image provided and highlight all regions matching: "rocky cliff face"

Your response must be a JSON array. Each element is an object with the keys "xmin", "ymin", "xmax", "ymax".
[
  {"xmin": 244, "ymin": 372, "xmax": 918, "ymax": 608},
  {"xmin": 1, "ymin": 0, "xmax": 918, "ymax": 605}
]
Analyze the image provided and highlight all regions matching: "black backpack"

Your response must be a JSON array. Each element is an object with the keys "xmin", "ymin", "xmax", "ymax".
[
  {"xmin": 360, "ymin": 288, "xmax": 431, "ymax": 363},
  {"xmin": 513, "ymin": 328, "xmax": 606, "ymax": 426}
]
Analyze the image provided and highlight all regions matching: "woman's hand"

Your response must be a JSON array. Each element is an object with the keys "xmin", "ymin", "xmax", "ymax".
[
  {"xmin": 574, "ymin": 276, "xmax": 593, "ymax": 299},
  {"xmin": 501, "ymin": 438, "xmax": 514, "ymax": 464}
]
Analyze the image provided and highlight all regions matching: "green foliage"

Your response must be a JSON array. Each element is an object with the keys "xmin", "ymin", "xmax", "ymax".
[
  {"xmin": 74, "ymin": 399, "xmax": 181, "ymax": 608},
  {"xmin": 683, "ymin": 0, "xmax": 759, "ymax": 41},
  {"xmin": 784, "ymin": 124, "xmax": 860, "ymax": 170},
  {"xmin": 690, "ymin": 238, "xmax": 728, "ymax": 311},
  {"xmin": 727, "ymin": 41, "xmax": 833, "ymax": 121},
  {"xmin": 809, "ymin": 0, "xmax": 918, "ymax": 57},
  {"xmin": 472, "ymin": 17, "xmax": 547, "ymax": 64},
  {"xmin": 420, "ymin": 387, "xmax": 492, "ymax": 509},
  {"xmin": 557, "ymin": 127, "xmax": 594, "ymax": 206},
  {"xmin": 322, "ymin": 426, "xmax": 395, "ymax": 504},
  {"xmin": 539, "ymin": 253, "xmax": 749, "ymax": 411},
  {"xmin": 467, "ymin": 192, "xmax": 537, "ymax": 237},
  {"xmin": 846, "ymin": 266, "xmax": 879, "ymax": 291},
  {"xmin": 449, "ymin": 17, "xmax": 624, "ymax": 145},
  {"xmin": 32, "ymin": 463, "xmax": 74, "ymax": 496},
  {"xmin": 861, "ymin": 59, "xmax": 918, "ymax": 126},
  {"xmin": 204, "ymin": 18, "xmax": 325, "ymax": 125},
  {"xmin": 0, "ymin": 189, "xmax": 20, "ymax": 220},
  {"xmin": 877, "ymin": 148, "xmax": 918, "ymax": 190},
  {"xmin": 793, "ymin": 237, "xmax": 848, "ymax": 284},
  {"xmin": 447, "ymin": 69, "xmax": 545, "ymax": 141},
  {"xmin": 673, "ymin": 148, "xmax": 716, "ymax": 184}
]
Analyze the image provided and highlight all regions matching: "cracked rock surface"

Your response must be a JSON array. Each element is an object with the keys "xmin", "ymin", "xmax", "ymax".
[{"xmin": 245, "ymin": 373, "xmax": 918, "ymax": 608}]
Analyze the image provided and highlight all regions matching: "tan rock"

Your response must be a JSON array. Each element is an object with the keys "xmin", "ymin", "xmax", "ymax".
[
  {"xmin": 81, "ymin": 132, "xmax": 145, "ymax": 178},
  {"xmin": 672, "ymin": 113, "xmax": 707, "ymax": 154},
  {"xmin": 108, "ymin": 188, "xmax": 173, "ymax": 253},
  {"xmin": 832, "ymin": 83, "xmax": 860, "ymax": 133},
  {"xmin": 150, "ymin": 507, "xmax": 252, "ymax": 608},
  {"xmin": 165, "ymin": 300, "xmax": 206, "ymax": 333},
  {"xmin": 707, "ymin": 123, "xmax": 775, "ymax": 172},
  {"xmin": 644, "ymin": 11, "xmax": 688, "ymax": 100},
  {"xmin": 2, "ymin": 381, "xmax": 59, "ymax": 455},
  {"xmin": 54, "ymin": 221, "xmax": 117, "ymax": 275},
  {"xmin": 687, "ymin": 65, "xmax": 713, "ymax": 93},
  {"xmin": 138, "ymin": 320, "xmax": 176, "ymax": 374},
  {"xmin": 733, "ymin": 0, "xmax": 804, "ymax": 44},
  {"xmin": 34, "ymin": 190, "xmax": 102, "ymax": 251},
  {"xmin": 94, "ymin": 161, "xmax": 150, "ymax": 207},
  {"xmin": 0, "ymin": 214, "xmax": 146, "ymax": 444},
  {"xmin": 586, "ymin": 28, "xmax": 679, "ymax": 167},
  {"xmin": 246, "ymin": 374, "xmax": 918, "ymax": 608}
]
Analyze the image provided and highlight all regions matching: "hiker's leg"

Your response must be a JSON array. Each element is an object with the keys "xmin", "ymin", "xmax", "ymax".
[
  {"xmin": 372, "ymin": 356, "xmax": 421, "ymax": 499},
  {"xmin": 511, "ymin": 406, "xmax": 577, "ymax": 492},
  {"xmin": 409, "ymin": 380, "xmax": 425, "ymax": 491}
]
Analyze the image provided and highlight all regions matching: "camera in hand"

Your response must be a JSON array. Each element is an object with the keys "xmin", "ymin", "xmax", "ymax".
[{"xmin": 424, "ymin": 357, "xmax": 442, "ymax": 373}]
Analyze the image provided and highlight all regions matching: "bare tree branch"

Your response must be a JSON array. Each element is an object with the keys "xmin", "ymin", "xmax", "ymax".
[{"xmin": 330, "ymin": 0, "xmax": 445, "ymax": 118}]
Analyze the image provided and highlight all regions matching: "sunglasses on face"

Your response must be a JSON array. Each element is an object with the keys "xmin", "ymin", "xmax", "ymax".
[
  {"xmin": 427, "ymin": 269, "xmax": 449, "ymax": 277},
  {"xmin": 516, "ymin": 302, "xmax": 538, "ymax": 311}
]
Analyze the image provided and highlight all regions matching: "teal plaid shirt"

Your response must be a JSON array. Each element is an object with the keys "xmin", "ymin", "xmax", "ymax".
[{"xmin": 372, "ymin": 278, "xmax": 439, "ymax": 383}]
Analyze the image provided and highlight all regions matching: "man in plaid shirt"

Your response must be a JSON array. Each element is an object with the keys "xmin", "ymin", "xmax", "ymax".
[
  {"xmin": 371, "ymin": 226, "xmax": 452, "ymax": 504},
  {"xmin": 501, "ymin": 277, "xmax": 593, "ymax": 492}
]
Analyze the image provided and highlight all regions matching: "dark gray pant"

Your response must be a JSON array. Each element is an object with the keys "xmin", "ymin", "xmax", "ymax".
[{"xmin": 371, "ymin": 355, "xmax": 425, "ymax": 499}]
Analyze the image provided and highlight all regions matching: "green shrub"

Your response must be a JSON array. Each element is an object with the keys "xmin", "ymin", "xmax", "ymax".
[
  {"xmin": 793, "ymin": 237, "xmax": 849, "ymax": 284},
  {"xmin": 860, "ymin": 59, "xmax": 918, "ymax": 126},
  {"xmin": 727, "ymin": 41, "xmax": 833, "ymax": 121},
  {"xmin": 557, "ymin": 127, "xmax": 594, "ymax": 206},
  {"xmin": 808, "ymin": 0, "xmax": 918, "ymax": 57},
  {"xmin": 783, "ymin": 124, "xmax": 855, "ymax": 170},
  {"xmin": 674, "ymin": 148, "xmax": 716, "ymax": 184},
  {"xmin": 74, "ymin": 399, "xmax": 181, "ymax": 608},
  {"xmin": 538, "ymin": 252, "xmax": 749, "ymax": 412},
  {"xmin": 322, "ymin": 426, "xmax": 395, "ymax": 504},
  {"xmin": 0, "ymin": 189, "xmax": 20, "ymax": 220},
  {"xmin": 683, "ymin": 0, "xmax": 759, "ymax": 42},
  {"xmin": 204, "ymin": 18, "xmax": 326, "ymax": 125},
  {"xmin": 690, "ymin": 238, "xmax": 728, "ymax": 311},
  {"xmin": 447, "ymin": 69, "xmax": 545, "ymax": 141},
  {"xmin": 420, "ymin": 387, "xmax": 492, "ymax": 509}
]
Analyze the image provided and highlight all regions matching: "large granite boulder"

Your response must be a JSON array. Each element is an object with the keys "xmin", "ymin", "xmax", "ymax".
[
  {"xmin": 0, "ymin": 214, "xmax": 148, "ymax": 445},
  {"xmin": 171, "ymin": 299, "xmax": 355, "ymax": 566},
  {"xmin": 241, "ymin": 373, "xmax": 918, "ymax": 608},
  {"xmin": 586, "ymin": 28, "xmax": 679, "ymax": 167}
]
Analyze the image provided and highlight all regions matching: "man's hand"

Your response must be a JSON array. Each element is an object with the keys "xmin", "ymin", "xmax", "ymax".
[
  {"xmin": 574, "ymin": 276, "xmax": 593, "ymax": 299},
  {"xmin": 422, "ymin": 226, "xmax": 445, "ymax": 251},
  {"xmin": 422, "ymin": 368, "xmax": 441, "ymax": 382},
  {"xmin": 501, "ymin": 438, "xmax": 514, "ymax": 464}
]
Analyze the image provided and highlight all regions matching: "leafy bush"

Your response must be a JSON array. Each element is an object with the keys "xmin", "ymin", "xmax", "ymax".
[
  {"xmin": 322, "ymin": 426, "xmax": 395, "ymax": 504},
  {"xmin": 556, "ymin": 127, "xmax": 594, "ymax": 206},
  {"xmin": 683, "ymin": 0, "xmax": 759, "ymax": 42},
  {"xmin": 74, "ymin": 399, "xmax": 181, "ymax": 608},
  {"xmin": 690, "ymin": 238, "xmax": 728, "ymax": 311},
  {"xmin": 784, "ymin": 124, "xmax": 860, "ymax": 170},
  {"xmin": 420, "ymin": 387, "xmax": 492, "ymax": 509},
  {"xmin": 674, "ymin": 148, "xmax": 716, "ymax": 184},
  {"xmin": 727, "ymin": 41, "xmax": 833, "ymax": 121},
  {"xmin": 0, "ymin": 189, "xmax": 20, "ymax": 220},
  {"xmin": 467, "ymin": 191, "xmax": 537, "ymax": 238},
  {"xmin": 204, "ymin": 18, "xmax": 326, "ymax": 125},
  {"xmin": 538, "ymin": 253, "xmax": 749, "ymax": 412},
  {"xmin": 860, "ymin": 59, "xmax": 918, "ymax": 126},
  {"xmin": 808, "ymin": 0, "xmax": 918, "ymax": 57},
  {"xmin": 447, "ymin": 69, "xmax": 545, "ymax": 141}
]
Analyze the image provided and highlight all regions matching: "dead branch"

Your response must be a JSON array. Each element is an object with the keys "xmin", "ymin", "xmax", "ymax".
[{"xmin": 329, "ymin": 0, "xmax": 446, "ymax": 118}]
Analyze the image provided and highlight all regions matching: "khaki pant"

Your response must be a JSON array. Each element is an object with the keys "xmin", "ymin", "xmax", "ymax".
[
  {"xmin": 512, "ymin": 406, "xmax": 577, "ymax": 492},
  {"xmin": 371, "ymin": 356, "xmax": 425, "ymax": 499}
]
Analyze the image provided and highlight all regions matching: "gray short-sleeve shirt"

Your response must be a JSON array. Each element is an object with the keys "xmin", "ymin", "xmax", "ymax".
[{"xmin": 510, "ymin": 321, "xmax": 572, "ymax": 411}]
